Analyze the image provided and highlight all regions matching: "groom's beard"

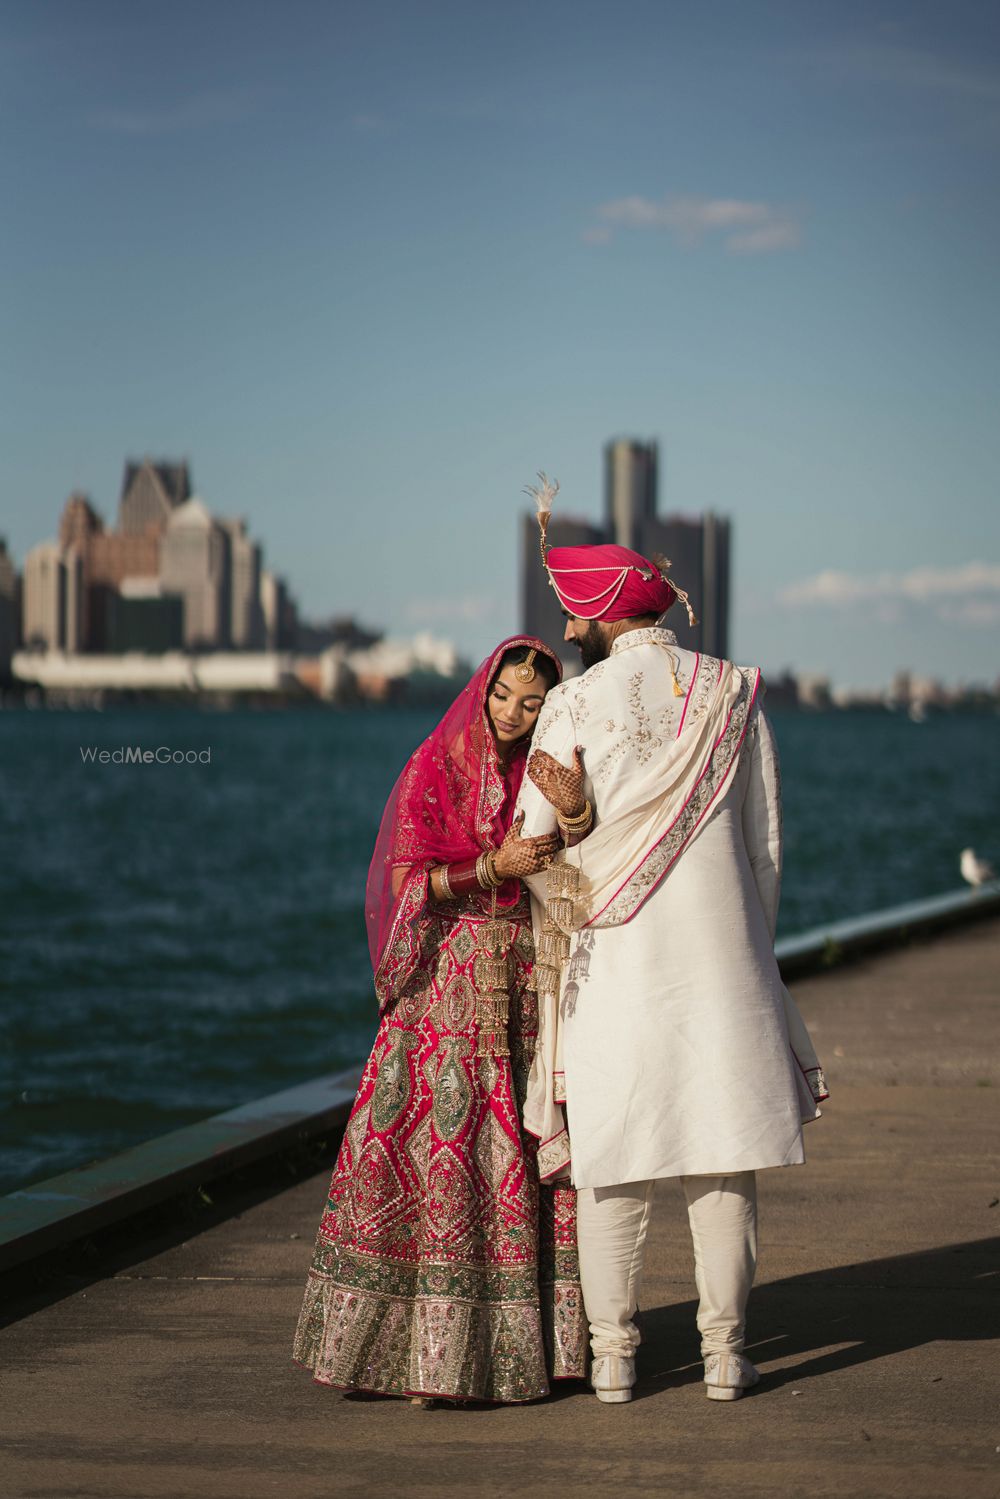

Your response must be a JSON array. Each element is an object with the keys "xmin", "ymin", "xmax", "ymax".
[{"xmin": 576, "ymin": 621, "xmax": 609, "ymax": 670}]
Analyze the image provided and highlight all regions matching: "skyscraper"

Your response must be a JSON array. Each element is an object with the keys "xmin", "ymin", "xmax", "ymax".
[
  {"xmin": 118, "ymin": 459, "xmax": 191, "ymax": 536},
  {"xmin": 520, "ymin": 512, "xmax": 605, "ymax": 670},
  {"xmin": 160, "ymin": 498, "xmax": 232, "ymax": 649},
  {"xmin": 57, "ymin": 487, "xmax": 163, "ymax": 650},
  {"xmin": 219, "ymin": 517, "xmax": 265, "ymax": 648},
  {"xmin": 0, "ymin": 539, "xmax": 19, "ymax": 682},
  {"xmin": 604, "ymin": 438, "xmax": 658, "ymax": 549},
  {"xmin": 520, "ymin": 439, "xmax": 731, "ymax": 660},
  {"xmin": 261, "ymin": 569, "xmax": 297, "ymax": 650},
  {"xmin": 22, "ymin": 542, "xmax": 83, "ymax": 652},
  {"xmin": 637, "ymin": 511, "xmax": 730, "ymax": 657}
]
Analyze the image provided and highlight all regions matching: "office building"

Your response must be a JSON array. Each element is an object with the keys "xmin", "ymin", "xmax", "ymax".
[
  {"xmin": 261, "ymin": 569, "xmax": 297, "ymax": 650},
  {"xmin": 604, "ymin": 438, "xmax": 658, "ymax": 549},
  {"xmin": 160, "ymin": 498, "xmax": 232, "ymax": 649},
  {"xmin": 638, "ymin": 511, "xmax": 730, "ymax": 657},
  {"xmin": 58, "ymin": 490, "xmax": 162, "ymax": 650},
  {"xmin": 118, "ymin": 458, "xmax": 191, "ymax": 536},
  {"xmin": 105, "ymin": 578, "xmax": 184, "ymax": 654},
  {"xmin": 520, "ymin": 438, "xmax": 731, "ymax": 660},
  {"xmin": 22, "ymin": 541, "xmax": 83, "ymax": 652},
  {"xmin": 0, "ymin": 539, "xmax": 19, "ymax": 680},
  {"xmin": 521, "ymin": 512, "xmax": 606, "ymax": 669},
  {"xmin": 220, "ymin": 518, "xmax": 265, "ymax": 649}
]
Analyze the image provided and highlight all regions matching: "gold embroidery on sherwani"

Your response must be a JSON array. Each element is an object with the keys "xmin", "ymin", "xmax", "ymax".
[{"xmin": 595, "ymin": 665, "xmax": 757, "ymax": 926}]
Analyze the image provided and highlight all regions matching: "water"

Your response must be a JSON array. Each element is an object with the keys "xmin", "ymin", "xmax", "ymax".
[{"xmin": 2, "ymin": 706, "xmax": 998, "ymax": 1196}]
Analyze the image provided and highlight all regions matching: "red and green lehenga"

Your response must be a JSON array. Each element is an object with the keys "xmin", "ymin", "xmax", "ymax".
[{"xmin": 292, "ymin": 637, "xmax": 587, "ymax": 1402}]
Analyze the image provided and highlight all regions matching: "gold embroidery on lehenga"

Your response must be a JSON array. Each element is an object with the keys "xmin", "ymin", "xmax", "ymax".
[
  {"xmin": 293, "ymin": 893, "xmax": 587, "ymax": 1403},
  {"xmin": 403, "ymin": 1112, "xmax": 433, "ymax": 1190},
  {"xmin": 432, "ymin": 1037, "xmax": 474, "ymax": 1142},
  {"xmin": 426, "ymin": 1145, "xmax": 481, "ymax": 1244},
  {"xmin": 341, "ymin": 1096, "xmax": 372, "ymax": 1174},
  {"xmin": 442, "ymin": 974, "xmax": 476, "ymax": 1032},
  {"xmin": 447, "ymin": 921, "xmax": 476, "ymax": 967},
  {"xmin": 473, "ymin": 1103, "xmax": 519, "ymax": 1195},
  {"xmin": 370, "ymin": 1029, "xmax": 420, "ymax": 1133},
  {"xmin": 348, "ymin": 1136, "xmax": 409, "ymax": 1233},
  {"xmin": 477, "ymin": 1053, "xmax": 499, "ymax": 1094}
]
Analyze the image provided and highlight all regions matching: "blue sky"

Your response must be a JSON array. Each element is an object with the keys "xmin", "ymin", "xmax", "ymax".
[{"xmin": 2, "ymin": 0, "xmax": 998, "ymax": 687}]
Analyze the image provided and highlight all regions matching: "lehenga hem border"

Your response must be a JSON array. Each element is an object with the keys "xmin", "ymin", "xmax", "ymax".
[{"xmin": 291, "ymin": 1358, "xmax": 555, "ymax": 1405}]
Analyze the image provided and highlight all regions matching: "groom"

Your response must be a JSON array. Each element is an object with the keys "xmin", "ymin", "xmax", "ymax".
[{"xmin": 516, "ymin": 541, "xmax": 827, "ymax": 1404}]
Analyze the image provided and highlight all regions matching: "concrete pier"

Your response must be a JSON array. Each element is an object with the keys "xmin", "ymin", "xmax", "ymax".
[{"xmin": 2, "ymin": 919, "xmax": 998, "ymax": 1499}]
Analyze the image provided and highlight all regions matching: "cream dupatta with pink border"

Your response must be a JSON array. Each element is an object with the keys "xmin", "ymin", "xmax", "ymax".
[{"xmin": 523, "ymin": 654, "xmax": 761, "ymax": 1179}]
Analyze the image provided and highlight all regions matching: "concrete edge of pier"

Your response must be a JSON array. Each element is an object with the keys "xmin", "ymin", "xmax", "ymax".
[
  {"xmin": 0, "ymin": 1068, "xmax": 362, "ymax": 1274},
  {"xmin": 2, "ymin": 882, "xmax": 998, "ymax": 1276}
]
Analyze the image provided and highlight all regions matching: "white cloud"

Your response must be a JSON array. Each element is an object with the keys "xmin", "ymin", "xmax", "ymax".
[
  {"xmin": 350, "ymin": 112, "xmax": 392, "ymax": 133},
  {"xmin": 586, "ymin": 194, "xmax": 802, "ymax": 254},
  {"xmin": 405, "ymin": 594, "xmax": 497, "ymax": 626},
  {"xmin": 779, "ymin": 563, "xmax": 1000, "ymax": 627},
  {"xmin": 728, "ymin": 220, "xmax": 802, "ymax": 254},
  {"xmin": 90, "ymin": 88, "xmax": 271, "ymax": 135},
  {"xmin": 813, "ymin": 43, "xmax": 1000, "ymax": 104},
  {"xmin": 938, "ymin": 599, "xmax": 1000, "ymax": 628}
]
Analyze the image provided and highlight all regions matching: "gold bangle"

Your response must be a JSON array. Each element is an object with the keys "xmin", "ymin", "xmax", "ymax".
[
  {"xmin": 437, "ymin": 864, "xmax": 454, "ymax": 900},
  {"xmin": 559, "ymin": 811, "xmax": 593, "ymax": 840},
  {"xmin": 486, "ymin": 850, "xmax": 503, "ymax": 886},
  {"xmin": 558, "ymin": 799, "xmax": 592, "ymax": 830}
]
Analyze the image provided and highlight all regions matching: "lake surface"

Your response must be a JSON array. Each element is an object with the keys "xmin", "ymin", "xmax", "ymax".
[{"xmin": 2, "ymin": 705, "xmax": 998, "ymax": 1195}]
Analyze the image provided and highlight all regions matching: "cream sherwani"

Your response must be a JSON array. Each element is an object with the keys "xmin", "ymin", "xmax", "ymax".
[
  {"xmin": 516, "ymin": 626, "xmax": 823, "ymax": 1193},
  {"xmin": 515, "ymin": 626, "xmax": 826, "ymax": 1367}
]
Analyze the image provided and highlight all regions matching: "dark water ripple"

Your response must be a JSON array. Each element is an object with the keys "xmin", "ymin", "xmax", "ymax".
[
  {"xmin": 1, "ymin": 705, "xmax": 998, "ymax": 1195},
  {"xmin": 774, "ymin": 712, "xmax": 1000, "ymax": 936}
]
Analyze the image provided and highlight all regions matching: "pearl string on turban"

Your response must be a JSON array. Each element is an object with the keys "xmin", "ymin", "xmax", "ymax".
[
  {"xmin": 523, "ymin": 472, "xmax": 697, "ymax": 626},
  {"xmin": 546, "ymin": 543, "xmax": 676, "ymax": 622}
]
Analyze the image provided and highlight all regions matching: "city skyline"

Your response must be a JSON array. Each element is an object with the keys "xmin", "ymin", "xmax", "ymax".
[
  {"xmin": 14, "ymin": 458, "xmax": 296, "ymax": 658},
  {"xmin": 2, "ymin": 0, "xmax": 999, "ymax": 689}
]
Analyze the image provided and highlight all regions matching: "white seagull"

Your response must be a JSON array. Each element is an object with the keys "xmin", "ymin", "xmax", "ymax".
[{"xmin": 960, "ymin": 848, "xmax": 996, "ymax": 887}]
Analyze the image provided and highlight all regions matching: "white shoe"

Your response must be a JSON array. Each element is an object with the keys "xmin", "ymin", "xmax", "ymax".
[
  {"xmin": 590, "ymin": 1354, "xmax": 635, "ymax": 1404},
  {"xmin": 703, "ymin": 1352, "xmax": 759, "ymax": 1401}
]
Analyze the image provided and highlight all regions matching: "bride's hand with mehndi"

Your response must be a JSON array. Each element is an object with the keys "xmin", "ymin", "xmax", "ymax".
[
  {"xmin": 493, "ymin": 812, "xmax": 562, "ymax": 879},
  {"xmin": 526, "ymin": 746, "xmax": 586, "ymax": 821}
]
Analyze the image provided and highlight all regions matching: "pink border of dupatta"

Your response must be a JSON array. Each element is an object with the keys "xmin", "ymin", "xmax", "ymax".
[{"xmin": 586, "ymin": 667, "xmax": 761, "ymax": 929}]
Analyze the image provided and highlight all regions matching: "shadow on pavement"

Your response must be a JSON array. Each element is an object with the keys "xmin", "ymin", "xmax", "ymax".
[{"xmin": 632, "ymin": 1234, "xmax": 999, "ymax": 1401}]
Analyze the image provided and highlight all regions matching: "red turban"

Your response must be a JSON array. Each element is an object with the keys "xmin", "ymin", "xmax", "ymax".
[{"xmin": 546, "ymin": 544, "xmax": 676, "ymax": 622}]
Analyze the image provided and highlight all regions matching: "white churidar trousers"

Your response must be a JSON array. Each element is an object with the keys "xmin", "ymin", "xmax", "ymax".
[{"xmin": 576, "ymin": 1172, "xmax": 758, "ymax": 1359}]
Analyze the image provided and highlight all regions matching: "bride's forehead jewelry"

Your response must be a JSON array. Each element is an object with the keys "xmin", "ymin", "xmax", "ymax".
[{"xmin": 514, "ymin": 648, "xmax": 538, "ymax": 684}]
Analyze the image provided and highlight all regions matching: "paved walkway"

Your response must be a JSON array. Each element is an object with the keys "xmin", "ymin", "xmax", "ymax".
[{"xmin": 2, "ymin": 920, "xmax": 998, "ymax": 1499}]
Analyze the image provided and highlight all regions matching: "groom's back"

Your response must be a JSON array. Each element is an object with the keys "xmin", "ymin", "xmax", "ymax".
[{"xmin": 565, "ymin": 632, "xmax": 710, "ymax": 820}]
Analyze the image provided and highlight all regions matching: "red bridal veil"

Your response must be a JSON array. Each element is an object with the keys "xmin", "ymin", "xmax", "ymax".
[{"xmin": 364, "ymin": 635, "xmax": 561, "ymax": 982}]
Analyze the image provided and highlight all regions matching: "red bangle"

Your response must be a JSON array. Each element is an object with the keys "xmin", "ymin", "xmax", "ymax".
[{"xmin": 445, "ymin": 858, "xmax": 481, "ymax": 896}]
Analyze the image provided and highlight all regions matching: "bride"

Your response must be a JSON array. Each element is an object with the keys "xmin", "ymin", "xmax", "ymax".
[{"xmin": 293, "ymin": 636, "xmax": 588, "ymax": 1403}]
